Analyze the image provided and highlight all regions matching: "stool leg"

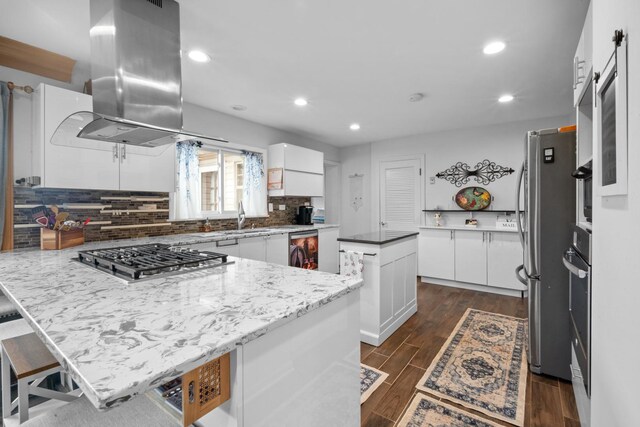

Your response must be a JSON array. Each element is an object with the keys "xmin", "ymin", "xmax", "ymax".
[
  {"xmin": 1, "ymin": 348, "xmax": 10, "ymax": 418},
  {"xmin": 18, "ymin": 378, "xmax": 29, "ymax": 423}
]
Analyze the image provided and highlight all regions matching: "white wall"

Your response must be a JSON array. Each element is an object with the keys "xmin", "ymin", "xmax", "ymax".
[
  {"xmin": 339, "ymin": 144, "xmax": 372, "ymax": 237},
  {"xmin": 339, "ymin": 114, "xmax": 572, "ymax": 236},
  {"xmin": 591, "ymin": 1, "xmax": 640, "ymax": 425}
]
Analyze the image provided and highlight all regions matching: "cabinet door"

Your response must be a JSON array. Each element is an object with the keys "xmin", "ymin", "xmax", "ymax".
[
  {"xmin": 239, "ymin": 236, "xmax": 266, "ymax": 261},
  {"xmin": 487, "ymin": 232, "xmax": 525, "ymax": 290},
  {"xmin": 318, "ymin": 228, "xmax": 339, "ymax": 273},
  {"xmin": 41, "ymin": 85, "xmax": 119, "ymax": 190},
  {"xmin": 283, "ymin": 170, "xmax": 323, "ymax": 197},
  {"xmin": 454, "ymin": 231, "xmax": 487, "ymax": 285},
  {"xmin": 265, "ymin": 234, "xmax": 288, "ymax": 266},
  {"xmin": 283, "ymin": 144, "xmax": 324, "ymax": 175},
  {"xmin": 119, "ymin": 144, "xmax": 176, "ymax": 192},
  {"xmin": 417, "ymin": 229, "xmax": 454, "ymax": 280}
]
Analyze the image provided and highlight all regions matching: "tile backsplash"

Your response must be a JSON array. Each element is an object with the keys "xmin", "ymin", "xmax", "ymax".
[{"xmin": 13, "ymin": 186, "xmax": 310, "ymax": 249}]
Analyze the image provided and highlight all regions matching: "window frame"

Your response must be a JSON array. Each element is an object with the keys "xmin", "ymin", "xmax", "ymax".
[{"xmin": 170, "ymin": 141, "xmax": 268, "ymax": 221}]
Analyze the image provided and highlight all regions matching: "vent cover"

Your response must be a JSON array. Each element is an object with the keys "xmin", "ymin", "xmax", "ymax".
[{"xmin": 147, "ymin": 0, "xmax": 162, "ymax": 7}]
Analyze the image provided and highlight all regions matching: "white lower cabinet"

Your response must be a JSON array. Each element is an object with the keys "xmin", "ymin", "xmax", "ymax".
[
  {"xmin": 318, "ymin": 228, "xmax": 339, "ymax": 273},
  {"xmin": 454, "ymin": 231, "xmax": 488, "ymax": 286},
  {"xmin": 239, "ymin": 236, "xmax": 267, "ymax": 262},
  {"xmin": 487, "ymin": 232, "xmax": 525, "ymax": 290},
  {"xmin": 418, "ymin": 228, "xmax": 525, "ymax": 292},
  {"xmin": 265, "ymin": 234, "xmax": 288, "ymax": 266},
  {"xmin": 418, "ymin": 229, "xmax": 455, "ymax": 280}
]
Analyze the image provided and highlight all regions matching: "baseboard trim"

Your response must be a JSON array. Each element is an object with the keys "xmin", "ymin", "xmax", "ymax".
[
  {"xmin": 420, "ymin": 277, "xmax": 527, "ymax": 298},
  {"xmin": 360, "ymin": 303, "xmax": 418, "ymax": 347}
]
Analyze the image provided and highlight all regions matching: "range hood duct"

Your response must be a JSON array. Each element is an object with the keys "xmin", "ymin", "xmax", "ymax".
[{"xmin": 53, "ymin": 0, "xmax": 227, "ymax": 148}]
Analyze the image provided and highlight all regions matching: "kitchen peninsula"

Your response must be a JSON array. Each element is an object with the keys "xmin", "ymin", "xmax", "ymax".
[
  {"xmin": 338, "ymin": 230, "xmax": 418, "ymax": 346},
  {"xmin": 0, "ymin": 234, "xmax": 362, "ymax": 426}
]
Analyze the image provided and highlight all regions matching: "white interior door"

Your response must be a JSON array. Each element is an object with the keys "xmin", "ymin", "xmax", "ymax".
[{"xmin": 379, "ymin": 159, "xmax": 422, "ymax": 231}]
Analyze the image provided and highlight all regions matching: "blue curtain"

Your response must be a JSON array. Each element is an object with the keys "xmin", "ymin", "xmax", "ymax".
[
  {"xmin": 0, "ymin": 82, "xmax": 10, "ymax": 247},
  {"xmin": 173, "ymin": 141, "xmax": 201, "ymax": 219}
]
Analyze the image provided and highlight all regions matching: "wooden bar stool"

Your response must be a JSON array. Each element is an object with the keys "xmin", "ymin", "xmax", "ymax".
[{"xmin": 1, "ymin": 333, "xmax": 81, "ymax": 425}]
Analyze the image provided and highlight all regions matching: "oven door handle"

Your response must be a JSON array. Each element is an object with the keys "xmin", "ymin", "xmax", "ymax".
[{"xmin": 562, "ymin": 252, "xmax": 588, "ymax": 279}]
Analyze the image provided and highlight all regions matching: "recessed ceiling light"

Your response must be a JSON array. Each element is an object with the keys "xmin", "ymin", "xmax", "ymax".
[
  {"xmin": 483, "ymin": 41, "xmax": 506, "ymax": 55},
  {"xmin": 498, "ymin": 94, "xmax": 514, "ymax": 103},
  {"xmin": 294, "ymin": 98, "xmax": 308, "ymax": 106},
  {"xmin": 188, "ymin": 50, "xmax": 211, "ymax": 63},
  {"xmin": 349, "ymin": 123, "xmax": 360, "ymax": 131},
  {"xmin": 231, "ymin": 105, "xmax": 247, "ymax": 111}
]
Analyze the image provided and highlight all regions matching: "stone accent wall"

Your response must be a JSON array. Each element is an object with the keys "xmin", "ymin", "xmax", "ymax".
[{"xmin": 13, "ymin": 186, "xmax": 309, "ymax": 249}]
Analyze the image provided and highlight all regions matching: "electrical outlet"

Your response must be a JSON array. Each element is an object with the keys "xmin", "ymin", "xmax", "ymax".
[
  {"xmin": 268, "ymin": 203, "xmax": 274, "ymax": 212},
  {"xmin": 430, "ymin": 177, "xmax": 436, "ymax": 184},
  {"xmin": 279, "ymin": 204, "xmax": 286, "ymax": 211}
]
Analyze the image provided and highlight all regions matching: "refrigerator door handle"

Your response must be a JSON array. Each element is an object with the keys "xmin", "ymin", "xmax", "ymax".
[
  {"xmin": 515, "ymin": 162, "xmax": 525, "ymax": 248},
  {"xmin": 515, "ymin": 264, "xmax": 528, "ymax": 285}
]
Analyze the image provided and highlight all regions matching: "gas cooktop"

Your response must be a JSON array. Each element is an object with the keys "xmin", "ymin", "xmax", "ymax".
[{"xmin": 74, "ymin": 243, "xmax": 233, "ymax": 282}]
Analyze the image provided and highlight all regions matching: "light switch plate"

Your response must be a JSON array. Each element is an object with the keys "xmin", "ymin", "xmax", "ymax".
[
  {"xmin": 279, "ymin": 205, "xmax": 286, "ymax": 211},
  {"xmin": 268, "ymin": 203, "xmax": 273, "ymax": 212}
]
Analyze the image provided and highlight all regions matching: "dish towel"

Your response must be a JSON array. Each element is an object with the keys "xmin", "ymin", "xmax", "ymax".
[{"xmin": 340, "ymin": 250, "xmax": 365, "ymax": 280}]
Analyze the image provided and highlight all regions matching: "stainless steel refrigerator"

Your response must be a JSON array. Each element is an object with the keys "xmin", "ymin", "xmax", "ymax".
[{"xmin": 515, "ymin": 127, "xmax": 576, "ymax": 380}]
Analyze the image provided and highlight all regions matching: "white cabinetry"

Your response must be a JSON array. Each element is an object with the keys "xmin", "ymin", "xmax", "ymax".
[
  {"xmin": 573, "ymin": 2, "xmax": 593, "ymax": 107},
  {"xmin": 185, "ymin": 240, "xmax": 240, "ymax": 257},
  {"xmin": 418, "ymin": 228, "xmax": 454, "ymax": 280},
  {"xmin": 487, "ymin": 232, "xmax": 523, "ymax": 289},
  {"xmin": 418, "ymin": 228, "xmax": 525, "ymax": 293},
  {"xmin": 318, "ymin": 228, "xmax": 339, "ymax": 273},
  {"xmin": 33, "ymin": 84, "xmax": 175, "ymax": 192},
  {"xmin": 267, "ymin": 143, "xmax": 323, "ymax": 197},
  {"xmin": 239, "ymin": 236, "xmax": 267, "ymax": 262},
  {"xmin": 265, "ymin": 234, "xmax": 288, "ymax": 266},
  {"xmin": 339, "ymin": 236, "xmax": 417, "ymax": 346},
  {"xmin": 454, "ymin": 231, "xmax": 488, "ymax": 285}
]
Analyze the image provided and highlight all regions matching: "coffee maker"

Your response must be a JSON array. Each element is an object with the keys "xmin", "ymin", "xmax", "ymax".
[{"xmin": 295, "ymin": 206, "xmax": 314, "ymax": 225}]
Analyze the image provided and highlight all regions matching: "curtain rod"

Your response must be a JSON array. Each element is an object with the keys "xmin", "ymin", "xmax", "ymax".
[{"xmin": 6, "ymin": 82, "xmax": 34, "ymax": 94}]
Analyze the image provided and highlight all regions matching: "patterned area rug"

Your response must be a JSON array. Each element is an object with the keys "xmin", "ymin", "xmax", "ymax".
[
  {"xmin": 360, "ymin": 364, "xmax": 388, "ymax": 404},
  {"xmin": 415, "ymin": 309, "xmax": 528, "ymax": 426},
  {"xmin": 397, "ymin": 393, "xmax": 501, "ymax": 427}
]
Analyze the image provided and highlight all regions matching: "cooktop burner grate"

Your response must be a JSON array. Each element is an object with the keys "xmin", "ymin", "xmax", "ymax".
[{"xmin": 75, "ymin": 243, "xmax": 231, "ymax": 281}]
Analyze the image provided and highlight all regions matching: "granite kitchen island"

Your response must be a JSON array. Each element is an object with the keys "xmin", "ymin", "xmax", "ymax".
[
  {"xmin": 0, "ymin": 236, "xmax": 363, "ymax": 426},
  {"xmin": 338, "ymin": 230, "xmax": 418, "ymax": 346}
]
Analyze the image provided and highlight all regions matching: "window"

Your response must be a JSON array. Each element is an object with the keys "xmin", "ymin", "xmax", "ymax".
[{"xmin": 199, "ymin": 149, "xmax": 245, "ymax": 215}]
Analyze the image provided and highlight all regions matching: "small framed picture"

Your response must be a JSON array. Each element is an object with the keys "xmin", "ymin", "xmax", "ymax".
[
  {"xmin": 465, "ymin": 219, "xmax": 478, "ymax": 228},
  {"xmin": 267, "ymin": 168, "xmax": 283, "ymax": 190}
]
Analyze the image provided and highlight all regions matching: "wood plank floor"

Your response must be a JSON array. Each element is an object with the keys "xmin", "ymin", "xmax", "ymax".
[{"xmin": 361, "ymin": 281, "xmax": 580, "ymax": 427}]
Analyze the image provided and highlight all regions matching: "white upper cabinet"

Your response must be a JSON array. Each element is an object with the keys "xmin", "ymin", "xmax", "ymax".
[
  {"xmin": 35, "ymin": 84, "xmax": 120, "ymax": 190},
  {"xmin": 267, "ymin": 143, "xmax": 324, "ymax": 197},
  {"xmin": 33, "ymin": 84, "xmax": 175, "ymax": 193},
  {"xmin": 573, "ymin": 2, "xmax": 593, "ymax": 107}
]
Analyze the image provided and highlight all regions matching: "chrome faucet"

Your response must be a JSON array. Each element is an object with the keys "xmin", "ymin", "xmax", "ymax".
[{"xmin": 238, "ymin": 201, "xmax": 246, "ymax": 230}]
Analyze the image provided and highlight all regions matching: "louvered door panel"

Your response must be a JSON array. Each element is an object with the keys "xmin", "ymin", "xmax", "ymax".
[{"xmin": 380, "ymin": 159, "xmax": 422, "ymax": 231}]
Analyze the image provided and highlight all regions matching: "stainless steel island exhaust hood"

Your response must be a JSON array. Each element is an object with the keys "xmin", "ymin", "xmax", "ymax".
[{"xmin": 53, "ymin": 0, "xmax": 227, "ymax": 147}]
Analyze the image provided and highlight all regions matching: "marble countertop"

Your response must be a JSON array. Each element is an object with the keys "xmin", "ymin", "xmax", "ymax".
[
  {"xmin": 420, "ymin": 225, "xmax": 518, "ymax": 233},
  {"xmin": 338, "ymin": 230, "xmax": 419, "ymax": 245},
  {"xmin": 0, "ymin": 225, "xmax": 361, "ymax": 411}
]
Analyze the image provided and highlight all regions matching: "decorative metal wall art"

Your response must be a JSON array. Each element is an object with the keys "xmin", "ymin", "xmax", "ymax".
[{"xmin": 436, "ymin": 159, "xmax": 514, "ymax": 187}]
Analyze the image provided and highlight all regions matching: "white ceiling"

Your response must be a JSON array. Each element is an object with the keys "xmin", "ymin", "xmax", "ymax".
[{"xmin": 0, "ymin": 0, "xmax": 589, "ymax": 146}]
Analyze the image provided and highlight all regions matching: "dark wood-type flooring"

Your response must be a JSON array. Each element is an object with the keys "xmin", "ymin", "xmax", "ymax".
[{"xmin": 360, "ymin": 282, "xmax": 580, "ymax": 427}]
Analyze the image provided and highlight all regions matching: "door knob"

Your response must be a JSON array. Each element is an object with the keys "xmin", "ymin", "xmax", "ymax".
[{"xmin": 380, "ymin": 221, "xmax": 387, "ymax": 226}]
